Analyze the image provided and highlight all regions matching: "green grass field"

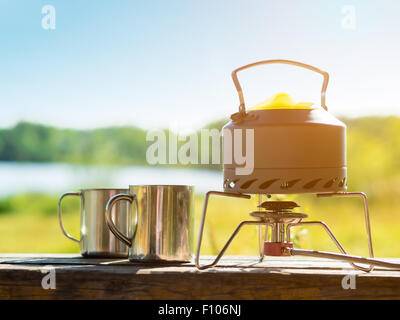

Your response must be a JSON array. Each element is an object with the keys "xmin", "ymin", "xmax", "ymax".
[{"xmin": 0, "ymin": 192, "xmax": 399, "ymax": 257}]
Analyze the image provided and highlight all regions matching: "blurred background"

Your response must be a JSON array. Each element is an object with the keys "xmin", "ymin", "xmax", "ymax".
[{"xmin": 1, "ymin": 0, "xmax": 400, "ymax": 257}]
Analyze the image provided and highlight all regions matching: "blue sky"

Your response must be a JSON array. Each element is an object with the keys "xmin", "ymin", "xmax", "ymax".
[{"xmin": 1, "ymin": 0, "xmax": 400, "ymax": 130}]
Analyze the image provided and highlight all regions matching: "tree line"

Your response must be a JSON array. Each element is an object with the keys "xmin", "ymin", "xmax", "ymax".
[
  {"xmin": 0, "ymin": 120, "xmax": 226, "ymax": 168},
  {"xmin": 1, "ymin": 117, "xmax": 400, "ymax": 196}
]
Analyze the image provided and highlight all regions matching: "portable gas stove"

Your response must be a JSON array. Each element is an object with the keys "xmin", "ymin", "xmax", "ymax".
[{"xmin": 195, "ymin": 59, "xmax": 400, "ymax": 272}]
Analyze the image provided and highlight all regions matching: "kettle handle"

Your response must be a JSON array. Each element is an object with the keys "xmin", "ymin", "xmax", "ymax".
[{"xmin": 231, "ymin": 59, "xmax": 329, "ymax": 113}]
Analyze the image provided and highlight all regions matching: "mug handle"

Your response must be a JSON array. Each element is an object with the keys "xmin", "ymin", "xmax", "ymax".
[
  {"xmin": 105, "ymin": 193, "xmax": 138, "ymax": 247},
  {"xmin": 58, "ymin": 192, "xmax": 81, "ymax": 244}
]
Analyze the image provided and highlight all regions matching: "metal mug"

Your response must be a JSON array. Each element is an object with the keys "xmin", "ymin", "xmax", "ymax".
[
  {"xmin": 106, "ymin": 185, "xmax": 194, "ymax": 262},
  {"xmin": 58, "ymin": 188, "xmax": 130, "ymax": 258}
]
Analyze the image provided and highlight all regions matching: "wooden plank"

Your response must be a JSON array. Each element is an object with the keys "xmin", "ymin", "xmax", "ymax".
[
  {"xmin": 0, "ymin": 255, "xmax": 400, "ymax": 299},
  {"xmin": 1, "ymin": 254, "xmax": 400, "ymax": 271}
]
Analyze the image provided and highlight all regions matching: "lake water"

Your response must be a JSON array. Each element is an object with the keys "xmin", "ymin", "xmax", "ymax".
[{"xmin": 0, "ymin": 162, "xmax": 223, "ymax": 196}]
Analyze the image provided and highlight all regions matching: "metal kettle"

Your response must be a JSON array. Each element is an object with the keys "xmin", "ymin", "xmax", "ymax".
[{"xmin": 223, "ymin": 59, "xmax": 347, "ymax": 194}]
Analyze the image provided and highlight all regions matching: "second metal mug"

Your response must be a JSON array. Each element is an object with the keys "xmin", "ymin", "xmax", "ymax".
[
  {"xmin": 58, "ymin": 188, "xmax": 130, "ymax": 258},
  {"xmin": 106, "ymin": 185, "xmax": 194, "ymax": 262}
]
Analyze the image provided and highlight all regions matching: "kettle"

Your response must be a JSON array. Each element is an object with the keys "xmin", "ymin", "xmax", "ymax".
[{"xmin": 223, "ymin": 59, "xmax": 346, "ymax": 194}]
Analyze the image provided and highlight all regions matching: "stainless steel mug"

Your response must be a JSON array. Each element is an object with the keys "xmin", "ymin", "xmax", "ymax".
[
  {"xmin": 106, "ymin": 185, "xmax": 194, "ymax": 262},
  {"xmin": 58, "ymin": 188, "xmax": 130, "ymax": 258}
]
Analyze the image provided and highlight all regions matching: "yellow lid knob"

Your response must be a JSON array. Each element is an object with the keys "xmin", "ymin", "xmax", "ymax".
[{"xmin": 248, "ymin": 93, "xmax": 314, "ymax": 111}]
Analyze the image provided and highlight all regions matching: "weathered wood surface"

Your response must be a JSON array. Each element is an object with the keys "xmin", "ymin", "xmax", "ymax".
[{"xmin": 0, "ymin": 254, "xmax": 400, "ymax": 299}]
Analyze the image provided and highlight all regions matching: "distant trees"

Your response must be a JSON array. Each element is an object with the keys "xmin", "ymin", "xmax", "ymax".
[
  {"xmin": 0, "ymin": 120, "xmax": 227, "ymax": 167},
  {"xmin": 1, "ymin": 117, "xmax": 400, "ymax": 198},
  {"xmin": 0, "ymin": 122, "xmax": 149, "ymax": 165}
]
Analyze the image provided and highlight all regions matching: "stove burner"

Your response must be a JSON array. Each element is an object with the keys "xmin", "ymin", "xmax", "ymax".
[
  {"xmin": 252, "ymin": 200, "xmax": 307, "ymax": 224},
  {"xmin": 257, "ymin": 200, "xmax": 300, "ymax": 211},
  {"xmin": 250, "ymin": 201, "xmax": 306, "ymax": 256},
  {"xmin": 249, "ymin": 211, "xmax": 307, "ymax": 224}
]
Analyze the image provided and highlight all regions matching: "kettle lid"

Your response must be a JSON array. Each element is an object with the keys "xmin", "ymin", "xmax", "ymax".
[{"xmin": 248, "ymin": 93, "xmax": 315, "ymax": 111}]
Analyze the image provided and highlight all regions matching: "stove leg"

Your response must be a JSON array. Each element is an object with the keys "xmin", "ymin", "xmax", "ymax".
[
  {"xmin": 257, "ymin": 194, "xmax": 265, "ymax": 262},
  {"xmin": 317, "ymin": 192, "xmax": 375, "ymax": 271},
  {"xmin": 195, "ymin": 191, "xmax": 252, "ymax": 270},
  {"xmin": 258, "ymin": 225, "xmax": 264, "ymax": 262},
  {"xmin": 258, "ymin": 225, "xmax": 270, "ymax": 262},
  {"xmin": 198, "ymin": 220, "xmax": 264, "ymax": 270}
]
